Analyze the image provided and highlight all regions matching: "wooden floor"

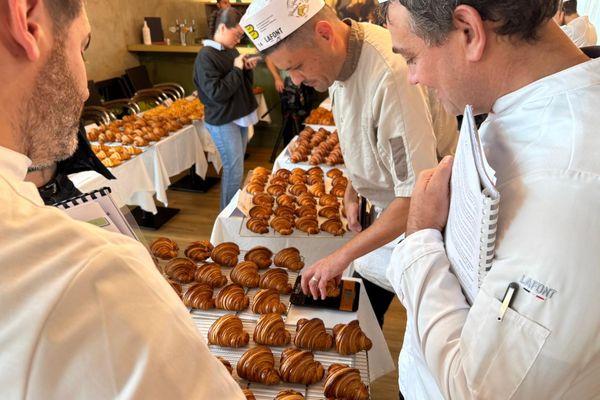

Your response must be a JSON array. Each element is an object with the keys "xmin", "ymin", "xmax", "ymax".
[{"xmin": 139, "ymin": 145, "xmax": 407, "ymax": 400}]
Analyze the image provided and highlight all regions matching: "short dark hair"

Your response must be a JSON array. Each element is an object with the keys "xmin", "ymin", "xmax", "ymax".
[
  {"xmin": 381, "ymin": 0, "xmax": 560, "ymax": 45},
  {"xmin": 561, "ymin": 0, "xmax": 578, "ymax": 16},
  {"xmin": 210, "ymin": 7, "xmax": 242, "ymax": 38},
  {"xmin": 45, "ymin": 0, "xmax": 83, "ymax": 34},
  {"xmin": 260, "ymin": 5, "xmax": 338, "ymax": 56}
]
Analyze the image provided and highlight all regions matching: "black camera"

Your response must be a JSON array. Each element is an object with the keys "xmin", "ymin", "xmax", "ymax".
[{"xmin": 280, "ymin": 77, "xmax": 306, "ymax": 114}]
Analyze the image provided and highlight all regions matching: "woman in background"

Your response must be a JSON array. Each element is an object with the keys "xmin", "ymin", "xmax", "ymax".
[{"xmin": 193, "ymin": 7, "xmax": 258, "ymax": 210}]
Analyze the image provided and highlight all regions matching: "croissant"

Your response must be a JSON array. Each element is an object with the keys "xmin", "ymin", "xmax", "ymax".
[
  {"xmin": 252, "ymin": 192, "xmax": 274, "ymax": 207},
  {"xmin": 274, "ymin": 390, "xmax": 304, "ymax": 400},
  {"xmin": 166, "ymin": 279, "xmax": 182, "ymax": 298},
  {"xmin": 236, "ymin": 346, "xmax": 280, "ymax": 385},
  {"xmin": 259, "ymin": 268, "xmax": 292, "ymax": 294},
  {"xmin": 269, "ymin": 176, "xmax": 288, "ymax": 187},
  {"xmin": 251, "ymin": 289, "xmax": 287, "ymax": 314},
  {"xmin": 215, "ymin": 283, "xmax": 249, "ymax": 311},
  {"xmin": 307, "ymin": 183, "xmax": 326, "ymax": 197},
  {"xmin": 194, "ymin": 262, "xmax": 228, "ymax": 288},
  {"xmin": 270, "ymin": 216, "xmax": 294, "ymax": 235},
  {"xmin": 291, "ymin": 167, "xmax": 307, "ymax": 176},
  {"xmin": 309, "ymin": 154, "xmax": 324, "ymax": 166},
  {"xmin": 252, "ymin": 166, "xmax": 271, "ymax": 176},
  {"xmin": 276, "ymin": 194, "xmax": 296, "ymax": 208},
  {"xmin": 211, "ymin": 242, "xmax": 240, "ymax": 268},
  {"xmin": 267, "ymin": 184, "xmax": 286, "ymax": 197},
  {"xmin": 293, "ymin": 318, "xmax": 334, "ymax": 351},
  {"xmin": 279, "ymin": 347, "xmax": 325, "ymax": 385},
  {"xmin": 321, "ymin": 219, "xmax": 346, "ymax": 236},
  {"xmin": 182, "ymin": 283, "xmax": 215, "ymax": 309},
  {"xmin": 274, "ymin": 247, "xmax": 305, "ymax": 271},
  {"xmin": 242, "ymin": 388, "xmax": 256, "ymax": 400},
  {"xmin": 296, "ymin": 193, "xmax": 317, "ymax": 207},
  {"xmin": 184, "ymin": 240, "xmax": 213, "ymax": 261},
  {"xmin": 295, "ymin": 216, "xmax": 320, "ymax": 235},
  {"xmin": 332, "ymin": 176, "xmax": 348, "ymax": 187},
  {"xmin": 207, "ymin": 314, "xmax": 249, "ymax": 348},
  {"xmin": 333, "ymin": 320, "xmax": 373, "ymax": 355},
  {"xmin": 246, "ymin": 217, "xmax": 269, "ymax": 234},
  {"xmin": 326, "ymin": 168, "xmax": 343, "ymax": 179},
  {"xmin": 230, "ymin": 260, "xmax": 260, "ymax": 288},
  {"xmin": 326, "ymin": 279, "xmax": 341, "ymax": 297},
  {"xmin": 319, "ymin": 194, "xmax": 340, "ymax": 207},
  {"xmin": 244, "ymin": 246, "xmax": 273, "ymax": 269},
  {"xmin": 216, "ymin": 356, "xmax": 233, "ymax": 375},
  {"xmin": 295, "ymin": 205, "xmax": 317, "ymax": 218},
  {"xmin": 253, "ymin": 313, "xmax": 291, "ymax": 346},
  {"xmin": 307, "ymin": 166, "xmax": 324, "ymax": 177},
  {"xmin": 323, "ymin": 363, "xmax": 369, "ymax": 400},
  {"xmin": 274, "ymin": 206, "xmax": 295, "ymax": 219},
  {"xmin": 318, "ymin": 206, "xmax": 340, "ymax": 220},
  {"xmin": 306, "ymin": 174, "xmax": 324, "ymax": 185},
  {"xmin": 165, "ymin": 257, "xmax": 196, "ymax": 284},
  {"xmin": 245, "ymin": 182, "xmax": 264, "ymax": 195},
  {"xmin": 249, "ymin": 205, "xmax": 272, "ymax": 220},
  {"xmin": 288, "ymin": 175, "xmax": 306, "ymax": 186},
  {"xmin": 330, "ymin": 184, "xmax": 347, "ymax": 198},
  {"xmin": 288, "ymin": 183, "xmax": 308, "ymax": 196},
  {"xmin": 249, "ymin": 174, "xmax": 269, "ymax": 186},
  {"xmin": 274, "ymin": 168, "xmax": 291, "ymax": 180},
  {"xmin": 150, "ymin": 237, "xmax": 179, "ymax": 260}
]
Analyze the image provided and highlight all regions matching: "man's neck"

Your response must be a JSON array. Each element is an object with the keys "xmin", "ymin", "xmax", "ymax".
[
  {"xmin": 25, "ymin": 165, "xmax": 57, "ymax": 188},
  {"xmin": 564, "ymin": 13, "xmax": 580, "ymax": 24}
]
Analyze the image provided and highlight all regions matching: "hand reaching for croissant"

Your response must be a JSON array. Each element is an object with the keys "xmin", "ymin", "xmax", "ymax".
[{"xmin": 301, "ymin": 253, "xmax": 347, "ymax": 300}]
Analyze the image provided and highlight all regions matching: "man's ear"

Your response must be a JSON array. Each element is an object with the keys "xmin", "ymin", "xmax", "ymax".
[
  {"xmin": 314, "ymin": 20, "xmax": 334, "ymax": 44},
  {"xmin": 453, "ymin": 5, "xmax": 487, "ymax": 63},
  {"xmin": 7, "ymin": 0, "xmax": 45, "ymax": 61}
]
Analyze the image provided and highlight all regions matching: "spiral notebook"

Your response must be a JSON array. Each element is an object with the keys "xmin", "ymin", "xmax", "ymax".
[
  {"xmin": 445, "ymin": 105, "xmax": 500, "ymax": 304},
  {"xmin": 55, "ymin": 187, "xmax": 139, "ymax": 240}
]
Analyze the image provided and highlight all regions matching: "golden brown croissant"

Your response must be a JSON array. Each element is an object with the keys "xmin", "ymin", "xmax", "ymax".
[
  {"xmin": 216, "ymin": 356, "xmax": 233, "ymax": 375},
  {"xmin": 150, "ymin": 237, "xmax": 179, "ymax": 260},
  {"xmin": 259, "ymin": 268, "xmax": 292, "ymax": 294},
  {"xmin": 326, "ymin": 168, "xmax": 344, "ymax": 179},
  {"xmin": 333, "ymin": 320, "xmax": 373, "ymax": 355},
  {"xmin": 318, "ymin": 206, "xmax": 340, "ymax": 220},
  {"xmin": 308, "ymin": 183, "xmax": 326, "ymax": 197},
  {"xmin": 251, "ymin": 289, "xmax": 287, "ymax": 314},
  {"xmin": 274, "ymin": 390, "xmax": 304, "ymax": 400},
  {"xmin": 182, "ymin": 283, "xmax": 215, "ymax": 309},
  {"xmin": 307, "ymin": 166, "xmax": 324, "ymax": 177},
  {"xmin": 323, "ymin": 363, "xmax": 369, "ymax": 400},
  {"xmin": 269, "ymin": 176, "xmax": 288, "ymax": 187},
  {"xmin": 242, "ymin": 388, "xmax": 256, "ymax": 400},
  {"xmin": 252, "ymin": 192, "xmax": 274, "ymax": 207},
  {"xmin": 230, "ymin": 260, "xmax": 260, "ymax": 288},
  {"xmin": 246, "ymin": 217, "xmax": 269, "ymax": 234},
  {"xmin": 319, "ymin": 194, "xmax": 340, "ymax": 207},
  {"xmin": 326, "ymin": 279, "xmax": 341, "ymax": 297},
  {"xmin": 330, "ymin": 184, "xmax": 347, "ymax": 198},
  {"xmin": 252, "ymin": 166, "xmax": 271, "ymax": 176},
  {"xmin": 215, "ymin": 283, "xmax": 249, "ymax": 311},
  {"xmin": 273, "ymin": 247, "xmax": 305, "ymax": 271},
  {"xmin": 267, "ymin": 184, "xmax": 286, "ymax": 197},
  {"xmin": 249, "ymin": 205, "xmax": 272, "ymax": 220},
  {"xmin": 296, "ymin": 193, "xmax": 317, "ymax": 207},
  {"xmin": 194, "ymin": 262, "xmax": 228, "ymax": 288},
  {"xmin": 295, "ymin": 205, "xmax": 318, "ymax": 218},
  {"xmin": 253, "ymin": 313, "xmax": 291, "ymax": 346},
  {"xmin": 184, "ymin": 240, "xmax": 213, "ymax": 262},
  {"xmin": 211, "ymin": 242, "xmax": 240, "ymax": 268},
  {"xmin": 320, "ymin": 219, "xmax": 346, "ymax": 236},
  {"xmin": 293, "ymin": 318, "xmax": 334, "ymax": 351},
  {"xmin": 332, "ymin": 176, "xmax": 348, "ymax": 187},
  {"xmin": 246, "ymin": 182, "xmax": 265, "ymax": 195},
  {"xmin": 295, "ymin": 216, "xmax": 320, "ymax": 235},
  {"xmin": 244, "ymin": 246, "xmax": 273, "ymax": 269},
  {"xmin": 274, "ymin": 206, "xmax": 296, "ymax": 219},
  {"xmin": 236, "ymin": 346, "xmax": 280, "ymax": 385},
  {"xmin": 291, "ymin": 167, "xmax": 307, "ymax": 176},
  {"xmin": 270, "ymin": 216, "xmax": 294, "ymax": 235},
  {"xmin": 288, "ymin": 183, "xmax": 308, "ymax": 196},
  {"xmin": 207, "ymin": 314, "xmax": 249, "ymax": 348},
  {"xmin": 276, "ymin": 194, "xmax": 296, "ymax": 208},
  {"xmin": 274, "ymin": 168, "xmax": 291, "ymax": 180},
  {"xmin": 279, "ymin": 347, "xmax": 325, "ymax": 385},
  {"xmin": 306, "ymin": 174, "xmax": 324, "ymax": 185},
  {"xmin": 165, "ymin": 257, "xmax": 196, "ymax": 283}
]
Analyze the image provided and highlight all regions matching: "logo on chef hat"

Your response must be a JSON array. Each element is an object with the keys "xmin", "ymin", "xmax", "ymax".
[{"xmin": 288, "ymin": 0, "xmax": 310, "ymax": 17}]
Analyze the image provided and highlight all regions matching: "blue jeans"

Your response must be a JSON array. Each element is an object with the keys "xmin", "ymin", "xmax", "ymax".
[{"xmin": 204, "ymin": 121, "xmax": 249, "ymax": 210}]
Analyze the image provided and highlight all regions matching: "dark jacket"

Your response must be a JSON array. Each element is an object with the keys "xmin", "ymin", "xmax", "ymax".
[{"xmin": 193, "ymin": 46, "xmax": 257, "ymax": 125}]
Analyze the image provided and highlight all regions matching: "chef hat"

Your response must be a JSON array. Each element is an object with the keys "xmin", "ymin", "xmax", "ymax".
[{"xmin": 240, "ymin": 0, "xmax": 326, "ymax": 51}]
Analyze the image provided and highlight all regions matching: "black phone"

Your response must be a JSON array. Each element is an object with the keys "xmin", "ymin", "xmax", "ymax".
[{"xmin": 289, "ymin": 276, "xmax": 360, "ymax": 312}]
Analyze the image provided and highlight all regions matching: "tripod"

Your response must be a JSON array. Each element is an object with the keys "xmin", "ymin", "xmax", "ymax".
[{"xmin": 270, "ymin": 109, "xmax": 305, "ymax": 163}]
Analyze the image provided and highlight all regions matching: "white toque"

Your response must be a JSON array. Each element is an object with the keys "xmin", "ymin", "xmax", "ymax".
[{"xmin": 241, "ymin": 0, "xmax": 326, "ymax": 51}]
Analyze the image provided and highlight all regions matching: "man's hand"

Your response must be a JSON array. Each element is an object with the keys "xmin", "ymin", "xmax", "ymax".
[
  {"xmin": 274, "ymin": 76, "xmax": 285, "ymax": 93},
  {"xmin": 344, "ymin": 181, "xmax": 362, "ymax": 233},
  {"xmin": 300, "ymin": 254, "xmax": 347, "ymax": 300},
  {"xmin": 233, "ymin": 54, "xmax": 246, "ymax": 70},
  {"xmin": 405, "ymin": 156, "xmax": 454, "ymax": 236}
]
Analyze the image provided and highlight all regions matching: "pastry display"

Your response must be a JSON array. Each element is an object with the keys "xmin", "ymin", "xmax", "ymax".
[
  {"xmin": 194, "ymin": 262, "xmax": 228, "ymax": 288},
  {"xmin": 236, "ymin": 346, "xmax": 281, "ymax": 385},
  {"xmin": 215, "ymin": 283, "xmax": 250, "ymax": 311},
  {"xmin": 216, "ymin": 356, "xmax": 233, "ymax": 375},
  {"xmin": 293, "ymin": 318, "xmax": 334, "ymax": 351},
  {"xmin": 211, "ymin": 242, "xmax": 240, "ymax": 268},
  {"xmin": 184, "ymin": 240, "xmax": 214, "ymax": 262},
  {"xmin": 259, "ymin": 268, "xmax": 292, "ymax": 294},
  {"xmin": 253, "ymin": 313, "xmax": 291, "ymax": 347},
  {"xmin": 182, "ymin": 283, "xmax": 215, "ymax": 310},
  {"xmin": 244, "ymin": 246, "xmax": 273, "ymax": 269},
  {"xmin": 305, "ymin": 107, "xmax": 335, "ymax": 125},
  {"xmin": 164, "ymin": 257, "xmax": 196, "ymax": 284},
  {"xmin": 247, "ymin": 217, "xmax": 269, "ymax": 234},
  {"xmin": 274, "ymin": 390, "xmax": 304, "ymax": 400},
  {"xmin": 279, "ymin": 347, "xmax": 325, "ymax": 385},
  {"xmin": 150, "ymin": 237, "xmax": 179, "ymax": 260},
  {"xmin": 323, "ymin": 363, "xmax": 369, "ymax": 400},
  {"xmin": 230, "ymin": 261, "xmax": 260, "ymax": 288},
  {"xmin": 251, "ymin": 289, "xmax": 287, "ymax": 314},
  {"xmin": 207, "ymin": 314, "xmax": 249, "ymax": 348},
  {"xmin": 333, "ymin": 320, "xmax": 373, "ymax": 355},
  {"xmin": 289, "ymin": 126, "xmax": 343, "ymax": 166},
  {"xmin": 273, "ymin": 247, "xmax": 304, "ymax": 271}
]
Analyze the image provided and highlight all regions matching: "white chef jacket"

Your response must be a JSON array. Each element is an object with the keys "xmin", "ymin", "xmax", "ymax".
[
  {"xmin": 0, "ymin": 146, "xmax": 245, "ymax": 399},
  {"xmin": 387, "ymin": 58, "xmax": 600, "ymax": 399},
  {"xmin": 562, "ymin": 16, "xmax": 598, "ymax": 47}
]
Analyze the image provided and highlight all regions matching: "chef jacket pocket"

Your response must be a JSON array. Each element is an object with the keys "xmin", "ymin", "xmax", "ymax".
[{"xmin": 461, "ymin": 290, "xmax": 550, "ymax": 399}]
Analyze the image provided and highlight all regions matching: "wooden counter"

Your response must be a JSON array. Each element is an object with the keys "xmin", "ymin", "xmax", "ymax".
[{"xmin": 127, "ymin": 43, "xmax": 258, "ymax": 55}]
